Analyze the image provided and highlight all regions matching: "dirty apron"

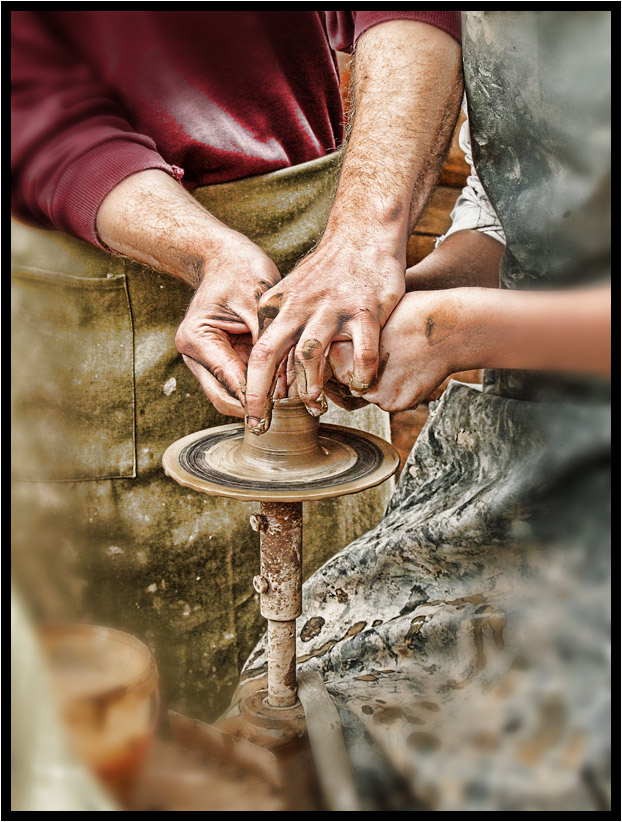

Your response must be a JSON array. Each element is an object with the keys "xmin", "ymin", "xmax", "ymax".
[
  {"xmin": 241, "ymin": 11, "xmax": 611, "ymax": 811},
  {"xmin": 11, "ymin": 149, "xmax": 392, "ymax": 721}
]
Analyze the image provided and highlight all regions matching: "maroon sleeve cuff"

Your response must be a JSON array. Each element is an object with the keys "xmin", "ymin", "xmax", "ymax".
[
  {"xmin": 354, "ymin": 11, "xmax": 461, "ymax": 45},
  {"xmin": 51, "ymin": 139, "xmax": 184, "ymax": 248}
]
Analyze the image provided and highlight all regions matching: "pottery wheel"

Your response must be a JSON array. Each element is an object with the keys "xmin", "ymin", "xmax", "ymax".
[{"xmin": 163, "ymin": 400, "xmax": 399, "ymax": 503}]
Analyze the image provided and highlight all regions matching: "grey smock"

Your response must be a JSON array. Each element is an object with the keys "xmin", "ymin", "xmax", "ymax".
[{"xmin": 240, "ymin": 11, "xmax": 611, "ymax": 811}]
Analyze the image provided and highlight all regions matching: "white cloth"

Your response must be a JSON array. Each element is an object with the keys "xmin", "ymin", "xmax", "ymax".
[{"xmin": 437, "ymin": 111, "xmax": 506, "ymax": 247}]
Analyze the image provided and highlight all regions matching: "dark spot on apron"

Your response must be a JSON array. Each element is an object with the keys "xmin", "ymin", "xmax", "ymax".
[
  {"xmin": 374, "ymin": 705, "xmax": 404, "ymax": 724},
  {"xmin": 405, "ymin": 615, "xmax": 427, "ymax": 651},
  {"xmin": 297, "ymin": 639, "xmax": 337, "ymax": 663},
  {"xmin": 406, "ymin": 731, "xmax": 441, "ymax": 753},
  {"xmin": 345, "ymin": 621, "xmax": 367, "ymax": 637},
  {"xmin": 300, "ymin": 616, "xmax": 325, "ymax": 642},
  {"xmin": 413, "ymin": 701, "xmax": 440, "ymax": 712}
]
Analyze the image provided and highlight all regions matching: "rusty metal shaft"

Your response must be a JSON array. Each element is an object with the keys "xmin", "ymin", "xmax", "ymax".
[{"xmin": 252, "ymin": 501, "xmax": 302, "ymax": 707}]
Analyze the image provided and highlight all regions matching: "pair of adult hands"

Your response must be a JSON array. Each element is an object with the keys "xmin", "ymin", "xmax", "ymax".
[{"xmin": 175, "ymin": 229, "xmax": 456, "ymax": 425}]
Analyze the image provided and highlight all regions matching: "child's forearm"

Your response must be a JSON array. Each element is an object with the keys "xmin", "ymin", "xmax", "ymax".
[
  {"xmin": 405, "ymin": 230, "xmax": 504, "ymax": 292},
  {"xmin": 452, "ymin": 285, "xmax": 611, "ymax": 376}
]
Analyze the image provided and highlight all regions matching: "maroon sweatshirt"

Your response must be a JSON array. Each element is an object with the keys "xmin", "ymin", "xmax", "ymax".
[{"xmin": 11, "ymin": 11, "xmax": 460, "ymax": 247}]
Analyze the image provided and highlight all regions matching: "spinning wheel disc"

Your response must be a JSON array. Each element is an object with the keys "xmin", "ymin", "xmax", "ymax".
[{"xmin": 163, "ymin": 401, "xmax": 399, "ymax": 503}]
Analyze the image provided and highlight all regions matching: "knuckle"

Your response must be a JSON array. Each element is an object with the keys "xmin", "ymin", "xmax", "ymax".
[
  {"xmin": 210, "ymin": 365, "xmax": 226, "ymax": 384},
  {"xmin": 256, "ymin": 292, "xmax": 272, "ymax": 311},
  {"xmin": 351, "ymin": 306, "xmax": 375, "ymax": 321},
  {"xmin": 355, "ymin": 348, "xmax": 379, "ymax": 368},
  {"xmin": 384, "ymin": 291, "xmax": 403, "ymax": 311},
  {"xmin": 299, "ymin": 387, "xmax": 321, "ymax": 401},
  {"xmin": 296, "ymin": 337, "xmax": 324, "ymax": 362},
  {"xmin": 257, "ymin": 289, "xmax": 285, "ymax": 311},
  {"xmin": 175, "ymin": 327, "xmax": 191, "ymax": 354},
  {"xmin": 249, "ymin": 342, "xmax": 274, "ymax": 365}
]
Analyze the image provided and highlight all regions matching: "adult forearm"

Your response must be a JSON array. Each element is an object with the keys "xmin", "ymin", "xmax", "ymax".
[
  {"xmin": 96, "ymin": 169, "xmax": 249, "ymax": 289},
  {"xmin": 243, "ymin": 21, "xmax": 462, "ymax": 424},
  {"xmin": 451, "ymin": 286, "xmax": 611, "ymax": 376},
  {"xmin": 323, "ymin": 20, "xmax": 463, "ymax": 254},
  {"xmin": 97, "ymin": 168, "xmax": 282, "ymax": 415}
]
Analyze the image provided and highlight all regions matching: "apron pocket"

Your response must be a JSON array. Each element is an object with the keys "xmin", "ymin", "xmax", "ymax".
[{"xmin": 11, "ymin": 267, "xmax": 136, "ymax": 482}]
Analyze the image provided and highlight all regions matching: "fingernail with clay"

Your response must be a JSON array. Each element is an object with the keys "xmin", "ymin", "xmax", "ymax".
[
  {"xmin": 252, "ymin": 418, "xmax": 271, "ymax": 435},
  {"xmin": 349, "ymin": 377, "xmax": 371, "ymax": 393}
]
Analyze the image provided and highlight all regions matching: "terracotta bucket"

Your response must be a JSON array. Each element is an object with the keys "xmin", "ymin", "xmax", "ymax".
[{"xmin": 39, "ymin": 623, "xmax": 159, "ymax": 800}]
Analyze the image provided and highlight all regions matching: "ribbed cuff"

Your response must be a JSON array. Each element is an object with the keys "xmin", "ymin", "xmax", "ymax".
[
  {"xmin": 354, "ymin": 11, "xmax": 461, "ymax": 45},
  {"xmin": 52, "ymin": 140, "xmax": 184, "ymax": 248}
]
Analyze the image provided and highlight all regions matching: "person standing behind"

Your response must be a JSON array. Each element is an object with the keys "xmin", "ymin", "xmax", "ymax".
[{"xmin": 11, "ymin": 11, "xmax": 463, "ymax": 719}]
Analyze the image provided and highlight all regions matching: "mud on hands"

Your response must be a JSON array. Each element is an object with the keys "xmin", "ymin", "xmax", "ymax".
[
  {"xmin": 241, "ymin": 19, "xmax": 464, "ymax": 432},
  {"xmin": 174, "ymin": 237, "xmax": 282, "ymax": 419},
  {"xmin": 327, "ymin": 290, "xmax": 465, "ymax": 414},
  {"xmin": 243, "ymin": 241, "xmax": 405, "ymax": 433}
]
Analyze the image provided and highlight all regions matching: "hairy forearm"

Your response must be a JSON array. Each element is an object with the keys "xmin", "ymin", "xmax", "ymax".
[
  {"xmin": 324, "ymin": 20, "xmax": 463, "ymax": 254},
  {"xmin": 443, "ymin": 286, "xmax": 611, "ymax": 376},
  {"xmin": 96, "ymin": 169, "xmax": 248, "ymax": 289},
  {"xmin": 406, "ymin": 230, "xmax": 505, "ymax": 292}
]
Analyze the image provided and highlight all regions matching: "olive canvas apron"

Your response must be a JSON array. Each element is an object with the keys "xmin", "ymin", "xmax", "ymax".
[
  {"xmin": 241, "ymin": 11, "xmax": 611, "ymax": 811},
  {"xmin": 11, "ymin": 149, "xmax": 393, "ymax": 721}
]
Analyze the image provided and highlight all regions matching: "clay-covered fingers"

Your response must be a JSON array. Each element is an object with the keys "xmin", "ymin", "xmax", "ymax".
[
  {"xmin": 175, "ymin": 324, "xmax": 248, "ymax": 406},
  {"xmin": 293, "ymin": 323, "xmax": 337, "ymax": 416},
  {"xmin": 286, "ymin": 348, "xmax": 299, "ymax": 397},
  {"xmin": 244, "ymin": 324, "xmax": 298, "ymax": 431},
  {"xmin": 244, "ymin": 247, "xmax": 403, "ymax": 429},
  {"xmin": 182, "ymin": 355, "xmax": 245, "ymax": 418},
  {"xmin": 327, "ymin": 340, "xmax": 355, "ymax": 386},
  {"xmin": 323, "ymin": 379, "xmax": 369, "ymax": 411},
  {"xmin": 245, "ymin": 303, "xmax": 338, "ymax": 427},
  {"xmin": 343, "ymin": 312, "xmax": 380, "ymax": 395},
  {"xmin": 272, "ymin": 356, "xmax": 291, "ymax": 401},
  {"xmin": 324, "ymin": 343, "xmax": 367, "ymax": 410}
]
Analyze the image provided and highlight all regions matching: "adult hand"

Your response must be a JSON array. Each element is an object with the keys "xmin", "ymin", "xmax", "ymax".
[
  {"xmin": 323, "ymin": 359, "xmax": 370, "ymax": 412},
  {"xmin": 328, "ymin": 290, "xmax": 466, "ymax": 413},
  {"xmin": 174, "ymin": 234, "xmax": 281, "ymax": 417},
  {"xmin": 244, "ymin": 241, "xmax": 404, "ymax": 432},
  {"xmin": 96, "ymin": 169, "xmax": 286, "ymax": 417},
  {"xmin": 242, "ymin": 18, "xmax": 462, "ymax": 433}
]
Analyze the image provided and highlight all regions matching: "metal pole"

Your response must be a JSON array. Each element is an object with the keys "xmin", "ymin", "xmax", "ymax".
[{"xmin": 251, "ymin": 501, "xmax": 302, "ymax": 708}]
